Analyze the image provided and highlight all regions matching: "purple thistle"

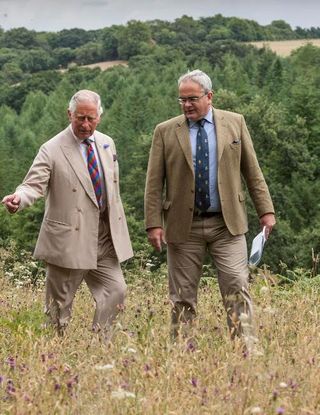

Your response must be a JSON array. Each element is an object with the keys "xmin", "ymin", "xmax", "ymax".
[
  {"xmin": 276, "ymin": 407, "xmax": 285, "ymax": 414},
  {"xmin": 144, "ymin": 364, "xmax": 151, "ymax": 372},
  {"xmin": 6, "ymin": 379, "xmax": 15, "ymax": 395},
  {"xmin": 6, "ymin": 357, "xmax": 16, "ymax": 369},
  {"xmin": 54, "ymin": 383, "xmax": 61, "ymax": 391},
  {"xmin": 191, "ymin": 377, "xmax": 198, "ymax": 387},
  {"xmin": 48, "ymin": 365, "xmax": 58, "ymax": 374}
]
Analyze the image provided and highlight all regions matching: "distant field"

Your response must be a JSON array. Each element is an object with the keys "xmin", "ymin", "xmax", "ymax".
[
  {"xmin": 59, "ymin": 60, "xmax": 128, "ymax": 73},
  {"xmin": 250, "ymin": 38, "xmax": 320, "ymax": 57},
  {"xmin": 81, "ymin": 60, "xmax": 128, "ymax": 70}
]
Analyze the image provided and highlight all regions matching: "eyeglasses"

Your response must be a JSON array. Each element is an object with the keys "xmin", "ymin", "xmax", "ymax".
[
  {"xmin": 178, "ymin": 93, "xmax": 207, "ymax": 105},
  {"xmin": 74, "ymin": 114, "xmax": 99, "ymax": 123}
]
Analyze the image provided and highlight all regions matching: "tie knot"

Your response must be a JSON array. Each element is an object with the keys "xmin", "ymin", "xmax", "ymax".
[
  {"xmin": 83, "ymin": 138, "xmax": 92, "ymax": 146},
  {"xmin": 198, "ymin": 119, "xmax": 206, "ymax": 128}
]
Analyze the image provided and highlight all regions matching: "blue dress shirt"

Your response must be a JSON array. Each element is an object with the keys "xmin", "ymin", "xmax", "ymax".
[{"xmin": 188, "ymin": 109, "xmax": 221, "ymax": 212}]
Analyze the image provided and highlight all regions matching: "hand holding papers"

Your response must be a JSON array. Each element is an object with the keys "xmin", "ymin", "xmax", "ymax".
[{"xmin": 249, "ymin": 226, "xmax": 267, "ymax": 266}]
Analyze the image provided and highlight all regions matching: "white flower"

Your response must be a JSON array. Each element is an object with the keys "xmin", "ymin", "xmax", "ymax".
[
  {"xmin": 264, "ymin": 306, "xmax": 276, "ymax": 315},
  {"xmin": 239, "ymin": 313, "xmax": 249, "ymax": 323},
  {"xmin": 111, "ymin": 390, "xmax": 135, "ymax": 399},
  {"xmin": 279, "ymin": 382, "xmax": 288, "ymax": 388},
  {"xmin": 260, "ymin": 286, "xmax": 269, "ymax": 294},
  {"xmin": 127, "ymin": 347, "xmax": 137, "ymax": 354},
  {"xmin": 250, "ymin": 407, "xmax": 263, "ymax": 414}
]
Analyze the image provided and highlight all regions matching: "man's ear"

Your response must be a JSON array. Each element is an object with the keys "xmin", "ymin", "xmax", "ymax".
[{"xmin": 67, "ymin": 109, "xmax": 72, "ymax": 121}]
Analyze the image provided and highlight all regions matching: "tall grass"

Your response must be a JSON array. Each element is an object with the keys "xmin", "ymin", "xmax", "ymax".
[{"xmin": 1, "ymin": 263, "xmax": 320, "ymax": 414}]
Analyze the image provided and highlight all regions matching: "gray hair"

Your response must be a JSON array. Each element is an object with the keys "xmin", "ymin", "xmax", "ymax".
[
  {"xmin": 178, "ymin": 69, "xmax": 212, "ymax": 93},
  {"xmin": 68, "ymin": 89, "xmax": 103, "ymax": 115}
]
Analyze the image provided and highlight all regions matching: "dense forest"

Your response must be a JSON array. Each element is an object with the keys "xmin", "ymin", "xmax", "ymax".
[{"xmin": 0, "ymin": 15, "xmax": 319, "ymax": 274}]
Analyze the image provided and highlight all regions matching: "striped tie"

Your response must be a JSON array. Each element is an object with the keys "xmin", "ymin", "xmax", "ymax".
[{"xmin": 84, "ymin": 139, "xmax": 102, "ymax": 207}]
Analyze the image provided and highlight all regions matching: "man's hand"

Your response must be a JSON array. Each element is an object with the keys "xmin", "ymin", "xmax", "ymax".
[
  {"xmin": 147, "ymin": 227, "xmax": 166, "ymax": 252},
  {"xmin": 1, "ymin": 193, "xmax": 21, "ymax": 214},
  {"xmin": 260, "ymin": 213, "xmax": 276, "ymax": 239}
]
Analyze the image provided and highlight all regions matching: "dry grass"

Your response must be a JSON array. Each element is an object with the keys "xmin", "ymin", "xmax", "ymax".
[
  {"xmin": 249, "ymin": 39, "xmax": 320, "ymax": 57},
  {"xmin": 1, "ymin": 266, "xmax": 320, "ymax": 414}
]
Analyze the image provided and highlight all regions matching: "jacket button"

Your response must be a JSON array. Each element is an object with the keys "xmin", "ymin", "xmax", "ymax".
[
  {"xmin": 75, "ymin": 227, "xmax": 79, "ymax": 231},
  {"xmin": 191, "ymin": 189, "xmax": 194, "ymax": 193},
  {"xmin": 189, "ymin": 207, "xmax": 193, "ymax": 211},
  {"xmin": 72, "ymin": 188, "xmax": 77, "ymax": 192}
]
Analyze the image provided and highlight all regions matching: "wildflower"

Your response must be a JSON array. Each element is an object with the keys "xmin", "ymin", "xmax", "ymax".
[
  {"xmin": 276, "ymin": 407, "xmax": 285, "ymax": 414},
  {"xmin": 279, "ymin": 382, "xmax": 288, "ymax": 388},
  {"xmin": 191, "ymin": 377, "xmax": 198, "ymax": 387},
  {"xmin": 6, "ymin": 357, "xmax": 16, "ymax": 369},
  {"xmin": 47, "ymin": 365, "xmax": 58, "ymax": 374},
  {"xmin": 250, "ymin": 407, "xmax": 263, "ymax": 414},
  {"xmin": 260, "ymin": 286, "xmax": 269, "ymax": 294},
  {"xmin": 6, "ymin": 379, "xmax": 15, "ymax": 395},
  {"xmin": 54, "ymin": 383, "xmax": 61, "ymax": 391},
  {"xmin": 144, "ymin": 364, "xmax": 151, "ymax": 372}
]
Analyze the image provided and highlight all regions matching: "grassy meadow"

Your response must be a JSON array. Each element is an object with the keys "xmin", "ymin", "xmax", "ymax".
[{"xmin": 0, "ymin": 256, "xmax": 320, "ymax": 415}]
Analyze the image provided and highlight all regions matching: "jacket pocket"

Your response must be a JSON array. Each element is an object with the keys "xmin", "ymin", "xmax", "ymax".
[{"xmin": 44, "ymin": 218, "xmax": 72, "ymax": 233}]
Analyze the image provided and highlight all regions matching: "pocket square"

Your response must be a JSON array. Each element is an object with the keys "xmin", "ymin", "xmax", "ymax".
[{"xmin": 103, "ymin": 144, "xmax": 109, "ymax": 149}]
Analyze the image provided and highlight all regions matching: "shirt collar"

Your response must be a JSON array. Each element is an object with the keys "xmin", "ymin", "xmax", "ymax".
[
  {"xmin": 188, "ymin": 107, "xmax": 213, "ymax": 128},
  {"xmin": 69, "ymin": 125, "xmax": 95, "ymax": 143}
]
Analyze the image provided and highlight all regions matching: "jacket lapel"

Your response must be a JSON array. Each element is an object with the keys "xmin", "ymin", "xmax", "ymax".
[
  {"xmin": 95, "ymin": 132, "xmax": 114, "ymax": 199},
  {"xmin": 213, "ymin": 109, "xmax": 228, "ymax": 162},
  {"xmin": 60, "ymin": 128, "xmax": 98, "ymax": 207},
  {"xmin": 175, "ymin": 117, "xmax": 194, "ymax": 175}
]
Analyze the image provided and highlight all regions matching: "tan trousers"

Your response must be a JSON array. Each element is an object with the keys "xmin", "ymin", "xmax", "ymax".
[
  {"xmin": 167, "ymin": 214, "xmax": 253, "ymax": 339},
  {"xmin": 45, "ymin": 215, "xmax": 126, "ymax": 335}
]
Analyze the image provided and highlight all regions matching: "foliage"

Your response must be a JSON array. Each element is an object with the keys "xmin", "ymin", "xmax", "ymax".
[
  {"xmin": 1, "ymin": 243, "xmax": 45, "ymax": 288},
  {"xmin": 0, "ymin": 15, "xmax": 320, "ymax": 273}
]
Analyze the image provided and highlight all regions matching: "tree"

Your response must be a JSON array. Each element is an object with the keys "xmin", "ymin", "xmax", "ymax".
[{"xmin": 117, "ymin": 21, "xmax": 152, "ymax": 59}]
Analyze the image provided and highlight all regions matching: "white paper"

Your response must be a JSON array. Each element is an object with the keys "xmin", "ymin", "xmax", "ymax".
[{"xmin": 249, "ymin": 226, "xmax": 267, "ymax": 266}]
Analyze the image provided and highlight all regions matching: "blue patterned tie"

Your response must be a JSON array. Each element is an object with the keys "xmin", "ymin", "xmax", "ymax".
[{"xmin": 195, "ymin": 119, "xmax": 210, "ymax": 212}]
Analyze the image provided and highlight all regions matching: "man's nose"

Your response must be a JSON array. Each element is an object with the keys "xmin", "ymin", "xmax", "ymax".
[{"xmin": 81, "ymin": 118, "xmax": 91, "ymax": 127}]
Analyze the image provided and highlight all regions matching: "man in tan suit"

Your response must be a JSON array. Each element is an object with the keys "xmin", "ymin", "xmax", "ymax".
[
  {"xmin": 145, "ymin": 70, "xmax": 275, "ymax": 350},
  {"xmin": 2, "ymin": 90, "xmax": 133, "ymax": 339}
]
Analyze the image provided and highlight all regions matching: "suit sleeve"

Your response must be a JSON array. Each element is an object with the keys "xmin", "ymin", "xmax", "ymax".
[
  {"xmin": 15, "ymin": 144, "xmax": 52, "ymax": 210},
  {"xmin": 239, "ymin": 115, "xmax": 275, "ymax": 217},
  {"xmin": 144, "ymin": 125, "xmax": 166, "ymax": 229}
]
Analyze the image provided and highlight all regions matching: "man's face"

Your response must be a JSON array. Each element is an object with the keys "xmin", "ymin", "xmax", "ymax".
[
  {"xmin": 68, "ymin": 101, "xmax": 101, "ymax": 140},
  {"xmin": 178, "ymin": 80, "xmax": 213, "ymax": 122}
]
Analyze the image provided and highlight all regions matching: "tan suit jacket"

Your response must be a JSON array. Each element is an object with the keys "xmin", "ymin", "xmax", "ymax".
[
  {"xmin": 145, "ymin": 108, "xmax": 274, "ymax": 242},
  {"xmin": 16, "ymin": 126, "xmax": 133, "ymax": 268}
]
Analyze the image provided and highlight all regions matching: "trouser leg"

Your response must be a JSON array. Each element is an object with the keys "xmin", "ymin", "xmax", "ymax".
[
  {"xmin": 84, "ymin": 214, "xmax": 127, "ymax": 336},
  {"xmin": 207, "ymin": 222, "xmax": 253, "ymax": 339},
  {"xmin": 45, "ymin": 263, "xmax": 84, "ymax": 334},
  {"xmin": 167, "ymin": 220, "xmax": 206, "ymax": 337},
  {"xmin": 85, "ymin": 256, "xmax": 126, "ymax": 334}
]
